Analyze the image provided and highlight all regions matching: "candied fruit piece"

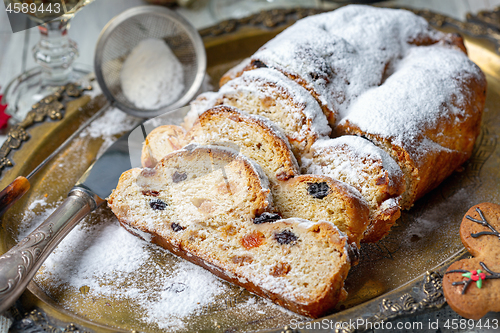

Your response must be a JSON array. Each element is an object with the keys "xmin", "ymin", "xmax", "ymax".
[
  {"xmin": 172, "ymin": 171, "xmax": 187, "ymax": 183},
  {"xmin": 276, "ymin": 171, "xmax": 293, "ymax": 181},
  {"xmin": 140, "ymin": 168, "xmax": 156, "ymax": 177},
  {"xmin": 241, "ymin": 231, "xmax": 265, "ymax": 249},
  {"xmin": 231, "ymin": 255, "xmax": 253, "ymax": 265},
  {"xmin": 142, "ymin": 190, "xmax": 159, "ymax": 197},
  {"xmin": 270, "ymin": 262, "xmax": 291, "ymax": 277}
]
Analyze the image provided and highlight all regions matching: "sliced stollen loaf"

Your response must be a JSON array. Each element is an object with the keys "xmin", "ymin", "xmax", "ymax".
[
  {"xmin": 110, "ymin": 145, "xmax": 273, "ymax": 230},
  {"xmin": 301, "ymin": 136, "xmax": 405, "ymax": 242},
  {"xmin": 336, "ymin": 45, "xmax": 486, "ymax": 209},
  {"xmin": 109, "ymin": 145, "xmax": 355, "ymax": 318},
  {"xmin": 183, "ymin": 68, "xmax": 331, "ymax": 159},
  {"xmin": 184, "ymin": 105, "xmax": 300, "ymax": 183},
  {"xmin": 144, "ymin": 106, "xmax": 369, "ymax": 244},
  {"xmin": 220, "ymin": 5, "xmax": 469, "ymax": 126},
  {"xmin": 184, "ymin": 107, "xmax": 369, "ymax": 244},
  {"xmin": 274, "ymin": 174, "xmax": 370, "ymax": 246}
]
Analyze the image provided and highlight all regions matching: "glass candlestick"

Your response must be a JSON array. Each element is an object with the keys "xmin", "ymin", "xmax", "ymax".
[
  {"xmin": 3, "ymin": 0, "xmax": 95, "ymax": 123},
  {"xmin": 34, "ymin": 19, "xmax": 78, "ymax": 85}
]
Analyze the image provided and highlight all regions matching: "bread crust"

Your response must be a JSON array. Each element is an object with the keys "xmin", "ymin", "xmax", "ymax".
[{"xmin": 185, "ymin": 105, "xmax": 300, "ymax": 182}]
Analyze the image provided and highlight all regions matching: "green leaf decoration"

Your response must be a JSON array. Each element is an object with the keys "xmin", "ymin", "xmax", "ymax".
[{"xmin": 462, "ymin": 272, "xmax": 472, "ymax": 278}]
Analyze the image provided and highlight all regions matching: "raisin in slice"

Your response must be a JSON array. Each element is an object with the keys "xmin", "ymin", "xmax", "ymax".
[
  {"xmin": 307, "ymin": 182, "xmax": 330, "ymax": 199},
  {"xmin": 253, "ymin": 60, "xmax": 267, "ymax": 68},
  {"xmin": 347, "ymin": 242, "xmax": 360, "ymax": 265},
  {"xmin": 310, "ymin": 72, "xmax": 322, "ymax": 80},
  {"xmin": 150, "ymin": 199, "xmax": 167, "ymax": 210},
  {"xmin": 172, "ymin": 171, "xmax": 187, "ymax": 183},
  {"xmin": 274, "ymin": 230, "xmax": 298, "ymax": 245},
  {"xmin": 253, "ymin": 212, "xmax": 281, "ymax": 224},
  {"xmin": 171, "ymin": 223, "xmax": 185, "ymax": 232}
]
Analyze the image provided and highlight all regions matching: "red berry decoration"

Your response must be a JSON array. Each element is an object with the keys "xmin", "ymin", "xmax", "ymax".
[{"xmin": 0, "ymin": 93, "xmax": 11, "ymax": 129}]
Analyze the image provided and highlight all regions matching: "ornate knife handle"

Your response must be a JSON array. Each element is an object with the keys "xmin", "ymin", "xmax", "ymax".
[{"xmin": 0, "ymin": 187, "xmax": 100, "ymax": 313}]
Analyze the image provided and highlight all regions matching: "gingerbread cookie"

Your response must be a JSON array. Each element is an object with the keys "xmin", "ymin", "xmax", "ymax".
[{"xmin": 443, "ymin": 202, "xmax": 500, "ymax": 320}]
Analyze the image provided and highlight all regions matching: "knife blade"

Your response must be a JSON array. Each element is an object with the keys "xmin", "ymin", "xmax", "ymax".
[
  {"xmin": 0, "ymin": 105, "xmax": 190, "ymax": 313},
  {"xmin": 0, "ymin": 102, "xmax": 109, "ymax": 216}
]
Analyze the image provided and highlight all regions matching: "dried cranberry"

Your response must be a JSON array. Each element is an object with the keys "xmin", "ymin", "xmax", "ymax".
[
  {"xmin": 150, "ymin": 199, "xmax": 167, "ymax": 210},
  {"xmin": 171, "ymin": 223, "xmax": 185, "ymax": 232},
  {"xmin": 140, "ymin": 168, "xmax": 156, "ymax": 177},
  {"xmin": 142, "ymin": 190, "xmax": 159, "ymax": 197},
  {"xmin": 274, "ymin": 230, "xmax": 298, "ymax": 245},
  {"xmin": 253, "ymin": 212, "xmax": 281, "ymax": 224},
  {"xmin": 307, "ymin": 182, "xmax": 330, "ymax": 199},
  {"xmin": 172, "ymin": 171, "xmax": 187, "ymax": 183}
]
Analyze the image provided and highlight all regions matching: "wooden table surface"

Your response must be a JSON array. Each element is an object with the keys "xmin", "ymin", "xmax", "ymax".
[{"xmin": 1, "ymin": 0, "xmax": 500, "ymax": 332}]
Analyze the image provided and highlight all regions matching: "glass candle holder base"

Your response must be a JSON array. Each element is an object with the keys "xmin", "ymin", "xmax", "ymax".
[{"xmin": 3, "ymin": 63, "xmax": 91, "ymax": 124}]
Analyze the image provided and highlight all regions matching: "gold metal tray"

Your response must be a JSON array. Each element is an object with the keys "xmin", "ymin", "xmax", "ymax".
[{"xmin": 2, "ymin": 6, "xmax": 500, "ymax": 333}]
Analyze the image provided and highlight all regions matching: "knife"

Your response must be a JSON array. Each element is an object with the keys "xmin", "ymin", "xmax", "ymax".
[
  {"xmin": 0, "ymin": 105, "xmax": 108, "ymax": 217},
  {"xmin": 0, "ymin": 74, "xmax": 100, "ymax": 217},
  {"xmin": 0, "ymin": 105, "xmax": 190, "ymax": 313}
]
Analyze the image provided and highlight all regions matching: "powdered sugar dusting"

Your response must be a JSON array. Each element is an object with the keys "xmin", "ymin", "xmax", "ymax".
[
  {"xmin": 38, "ymin": 220, "xmax": 150, "ymax": 287},
  {"xmin": 340, "ymin": 45, "xmax": 484, "ymax": 166},
  {"xmin": 16, "ymin": 199, "xmax": 302, "ymax": 331},
  {"xmin": 121, "ymin": 38, "xmax": 185, "ymax": 110},
  {"xmin": 28, "ymin": 197, "xmax": 48, "ymax": 211},
  {"xmin": 28, "ymin": 209, "xmax": 227, "ymax": 330},
  {"xmin": 139, "ymin": 263, "xmax": 223, "ymax": 330},
  {"xmin": 304, "ymin": 136, "xmax": 403, "ymax": 188},
  {"xmin": 251, "ymin": 5, "xmax": 447, "ymax": 120},
  {"xmin": 80, "ymin": 107, "xmax": 138, "ymax": 157},
  {"xmin": 219, "ymin": 68, "xmax": 331, "ymax": 137}
]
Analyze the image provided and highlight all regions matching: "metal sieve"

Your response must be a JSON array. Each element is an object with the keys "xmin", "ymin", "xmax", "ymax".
[{"xmin": 94, "ymin": 5, "xmax": 206, "ymax": 118}]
